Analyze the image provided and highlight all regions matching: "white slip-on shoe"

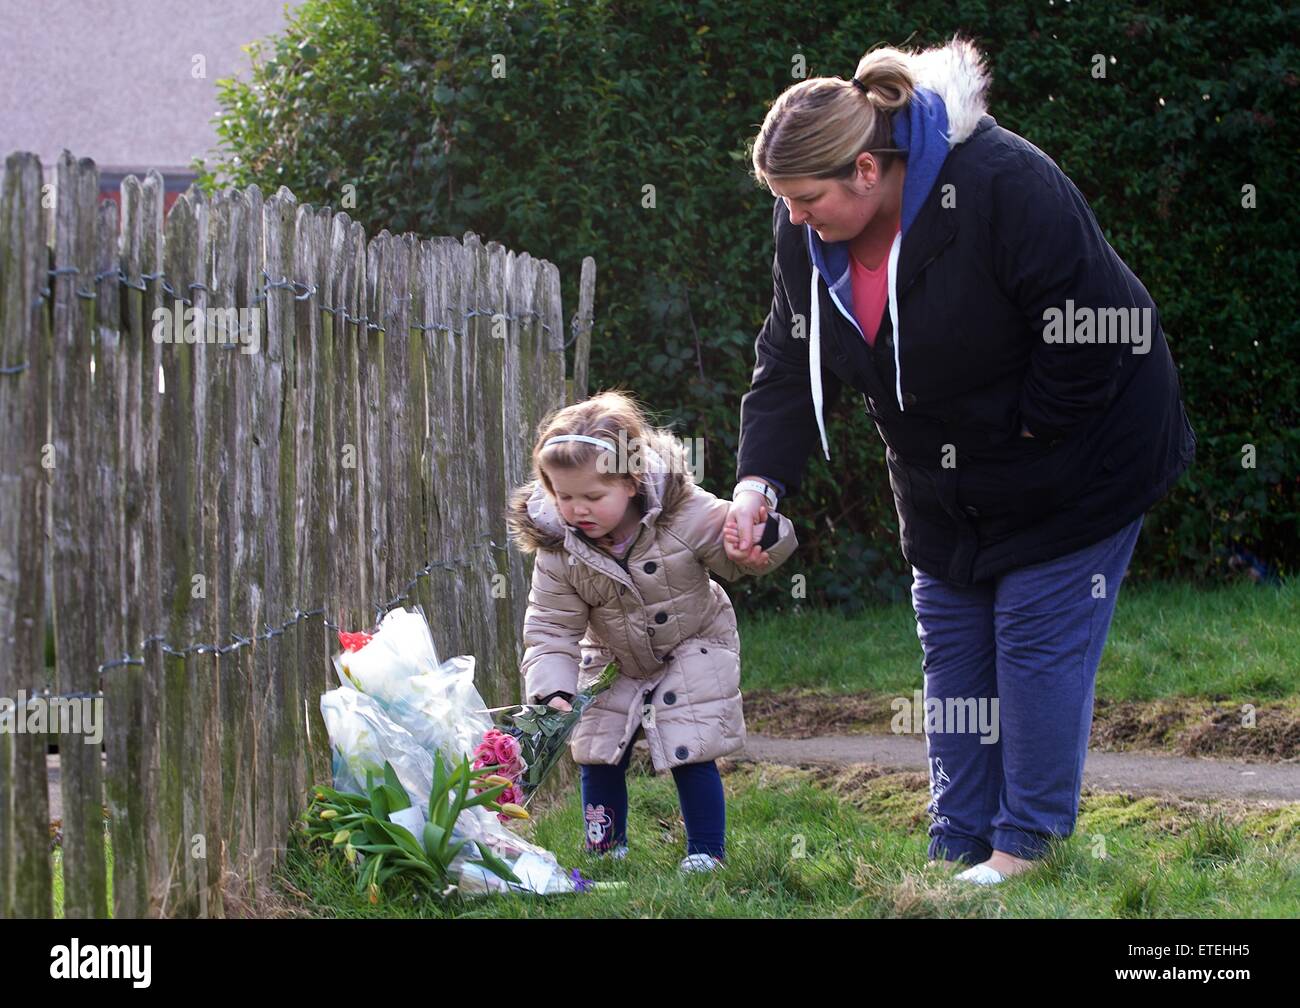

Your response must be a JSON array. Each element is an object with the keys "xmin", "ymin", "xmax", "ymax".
[
  {"xmin": 679, "ymin": 853, "xmax": 724, "ymax": 874},
  {"xmin": 587, "ymin": 843, "xmax": 628, "ymax": 860},
  {"xmin": 953, "ymin": 863, "xmax": 1006, "ymax": 885}
]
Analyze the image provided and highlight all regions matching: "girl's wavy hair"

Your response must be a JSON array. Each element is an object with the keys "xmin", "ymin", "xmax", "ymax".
[
  {"xmin": 749, "ymin": 44, "xmax": 918, "ymax": 188},
  {"xmin": 528, "ymin": 389, "xmax": 688, "ymax": 503}
]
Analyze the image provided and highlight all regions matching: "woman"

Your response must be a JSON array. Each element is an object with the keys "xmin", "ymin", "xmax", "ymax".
[{"xmin": 723, "ymin": 36, "xmax": 1196, "ymax": 883}]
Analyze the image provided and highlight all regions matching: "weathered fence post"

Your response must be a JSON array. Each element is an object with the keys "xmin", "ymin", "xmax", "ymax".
[{"xmin": 0, "ymin": 151, "xmax": 54, "ymax": 919}]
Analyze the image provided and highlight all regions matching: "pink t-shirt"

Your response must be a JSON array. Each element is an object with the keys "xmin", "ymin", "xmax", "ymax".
[{"xmin": 849, "ymin": 241, "xmax": 893, "ymax": 347}]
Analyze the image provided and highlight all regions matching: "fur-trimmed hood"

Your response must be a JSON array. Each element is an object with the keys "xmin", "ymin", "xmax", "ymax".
[
  {"xmin": 506, "ymin": 427, "xmax": 695, "ymax": 555},
  {"xmin": 905, "ymin": 35, "xmax": 993, "ymax": 153}
]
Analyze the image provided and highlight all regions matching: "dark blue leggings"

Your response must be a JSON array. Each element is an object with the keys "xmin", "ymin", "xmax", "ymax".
[{"xmin": 580, "ymin": 729, "xmax": 726, "ymax": 859}]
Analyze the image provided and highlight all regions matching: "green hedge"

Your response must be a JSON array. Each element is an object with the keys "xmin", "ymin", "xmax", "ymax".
[{"xmin": 197, "ymin": 0, "xmax": 1299, "ymax": 612}]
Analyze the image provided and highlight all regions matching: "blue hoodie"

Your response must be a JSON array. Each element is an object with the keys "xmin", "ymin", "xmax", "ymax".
[{"xmin": 803, "ymin": 43, "xmax": 989, "ymax": 460}]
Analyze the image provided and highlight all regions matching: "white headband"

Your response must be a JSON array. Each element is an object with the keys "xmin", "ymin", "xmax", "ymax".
[{"xmin": 544, "ymin": 434, "xmax": 617, "ymax": 453}]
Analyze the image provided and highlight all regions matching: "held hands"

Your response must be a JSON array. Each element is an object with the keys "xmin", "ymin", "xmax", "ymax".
[{"xmin": 723, "ymin": 491, "xmax": 773, "ymax": 573}]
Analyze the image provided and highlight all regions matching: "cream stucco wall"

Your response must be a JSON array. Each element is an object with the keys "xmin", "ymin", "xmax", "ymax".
[{"xmin": 1, "ymin": 0, "xmax": 303, "ymax": 183}]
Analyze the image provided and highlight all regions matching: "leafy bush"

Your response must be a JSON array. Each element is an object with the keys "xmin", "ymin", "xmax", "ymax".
[{"xmin": 197, "ymin": 0, "xmax": 1299, "ymax": 610}]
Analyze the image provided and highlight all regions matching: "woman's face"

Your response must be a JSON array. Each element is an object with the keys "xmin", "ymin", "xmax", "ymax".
[
  {"xmin": 548, "ymin": 460, "xmax": 637, "ymax": 537},
  {"xmin": 769, "ymin": 153, "xmax": 898, "ymax": 241}
]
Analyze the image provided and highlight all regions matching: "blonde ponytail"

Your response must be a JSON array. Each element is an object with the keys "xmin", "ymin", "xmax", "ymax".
[{"xmin": 751, "ymin": 43, "xmax": 918, "ymax": 187}]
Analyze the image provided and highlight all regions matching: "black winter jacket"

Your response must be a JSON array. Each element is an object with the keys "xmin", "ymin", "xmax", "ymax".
[{"xmin": 737, "ymin": 52, "xmax": 1195, "ymax": 586}]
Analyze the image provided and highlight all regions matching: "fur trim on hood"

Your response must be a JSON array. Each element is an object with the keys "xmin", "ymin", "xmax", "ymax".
[
  {"xmin": 506, "ymin": 427, "xmax": 695, "ymax": 555},
  {"xmin": 907, "ymin": 35, "xmax": 992, "ymax": 150}
]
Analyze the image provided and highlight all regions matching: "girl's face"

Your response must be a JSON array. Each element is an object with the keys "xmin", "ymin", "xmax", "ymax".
[{"xmin": 548, "ymin": 460, "xmax": 638, "ymax": 538}]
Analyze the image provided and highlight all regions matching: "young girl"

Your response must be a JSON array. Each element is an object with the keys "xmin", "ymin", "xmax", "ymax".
[{"xmin": 505, "ymin": 390, "xmax": 797, "ymax": 872}]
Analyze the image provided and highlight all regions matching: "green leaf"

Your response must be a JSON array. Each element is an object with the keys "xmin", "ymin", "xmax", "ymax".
[
  {"xmin": 382, "ymin": 761, "xmax": 405, "ymax": 798},
  {"xmin": 463, "ymin": 782, "xmax": 509, "ymax": 808},
  {"xmin": 472, "ymin": 840, "xmax": 522, "ymax": 885},
  {"xmin": 423, "ymin": 821, "xmax": 446, "ymax": 860},
  {"xmin": 370, "ymin": 783, "xmax": 390, "ymax": 820},
  {"xmin": 430, "ymin": 752, "xmax": 447, "ymax": 818},
  {"xmin": 371, "ymin": 819, "xmax": 426, "ymax": 860},
  {"xmin": 381, "ymin": 783, "xmax": 410, "ymax": 812},
  {"xmin": 444, "ymin": 838, "xmax": 468, "ymax": 863}
]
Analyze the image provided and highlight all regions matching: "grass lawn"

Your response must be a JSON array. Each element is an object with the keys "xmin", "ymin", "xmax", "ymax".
[
  {"xmin": 739, "ymin": 578, "xmax": 1300, "ymax": 701},
  {"xmin": 277, "ymin": 760, "xmax": 1300, "ymax": 919}
]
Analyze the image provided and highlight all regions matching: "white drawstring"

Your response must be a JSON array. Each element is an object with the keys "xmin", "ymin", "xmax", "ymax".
[
  {"xmin": 808, "ymin": 228, "xmax": 906, "ymax": 461},
  {"xmin": 808, "ymin": 267, "xmax": 831, "ymax": 461},
  {"xmin": 887, "ymin": 230, "xmax": 904, "ymax": 412}
]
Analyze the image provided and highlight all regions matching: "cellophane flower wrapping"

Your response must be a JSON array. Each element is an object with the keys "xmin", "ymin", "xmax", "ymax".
[
  {"xmin": 321, "ymin": 605, "xmax": 577, "ymax": 896},
  {"xmin": 499, "ymin": 659, "xmax": 622, "ymax": 808}
]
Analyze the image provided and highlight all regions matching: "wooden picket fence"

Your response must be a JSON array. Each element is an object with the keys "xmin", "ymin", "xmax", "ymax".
[{"xmin": 0, "ymin": 149, "xmax": 594, "ymax": 918}]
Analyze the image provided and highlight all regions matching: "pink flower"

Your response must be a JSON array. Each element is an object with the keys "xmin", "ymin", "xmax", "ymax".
[{"xmin": 493, "ymin": 734, "xmax": 520, "ymax": 766}]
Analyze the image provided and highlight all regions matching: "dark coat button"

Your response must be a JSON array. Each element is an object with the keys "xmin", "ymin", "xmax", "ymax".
[
  {"xmin": 701, "ymin": 647, "xmax": 708, "ymax": 654},
  {"xmin": 674, "ymin": 746, "xmax": 689, "ymax": 760},
  {"xmin": 647, "ymin": 627, "xmax": 655, "ymax": 636},
  {"xmin": 654, "ymin": 612, "xmax": 668, "ymax": 624},
  {"xmin": 663, "ymin": 691, "xmax": 676, "ymax": 705},
  {"xmin": 644, "ymin": 561, "xmax": 657, "ymax": 573},
  {"xmin": 582, "ymin": 656, "xmax": 590, "ymax": 664},
  {"xmin": 902, "ymin": 392, "xmax": 917, "ymax": 406}
]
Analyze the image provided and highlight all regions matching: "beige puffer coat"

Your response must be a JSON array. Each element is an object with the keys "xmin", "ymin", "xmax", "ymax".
[{"xmin": 505, "ymin": 433, "xmax": 798, "ymax": 771}]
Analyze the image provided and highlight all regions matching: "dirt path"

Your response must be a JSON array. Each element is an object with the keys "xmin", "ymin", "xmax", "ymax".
[
  {"xmin": 743, "ymin": 690, "xmax": 1300, "ymax": 761},
  {"xmin": 735, "ymin": 733, "xmax": 1300, "ymax": 802},
  {"xmin": 45, "ymin": 733, "xmax": 1300, "ymax": 827}
]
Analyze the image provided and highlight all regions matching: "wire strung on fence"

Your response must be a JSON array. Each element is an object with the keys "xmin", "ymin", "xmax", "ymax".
[
  {"xmin": 0, "ymin": 265, "xmax": 589, "ymax": 378},
  {"xmin": 85, "ymin": 531, "xmax": 512, "ymax": 686},
  {"xmin": 3, "ymin": 530, "xmax": 518, "ymax": 712}
]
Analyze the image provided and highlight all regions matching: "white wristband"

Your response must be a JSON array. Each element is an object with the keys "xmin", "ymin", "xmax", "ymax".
[{"xmin": 734, "ymin": 479, "xmax": 778, "ymax": 511}]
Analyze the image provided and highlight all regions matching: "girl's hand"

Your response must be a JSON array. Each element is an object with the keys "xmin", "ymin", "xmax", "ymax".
[
  {"xmin": 724, "ymin": 493, "xmax": 772, "ymax": 573},
  {"xmin": 547, "ymin": 696, "xmax": 573, "ymax": 712}
]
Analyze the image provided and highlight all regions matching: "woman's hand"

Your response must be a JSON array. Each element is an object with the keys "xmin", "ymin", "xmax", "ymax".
[
  {"xmin": 546, "ymin": 696, "xmax": 573, "ymax": 712},
  {"xmin": 724, "ymin": 491, "xmax": 772, "ymax": 573}
]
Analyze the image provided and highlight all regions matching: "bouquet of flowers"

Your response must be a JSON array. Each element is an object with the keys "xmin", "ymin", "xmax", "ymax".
[
  {"xmin": 319, "ymin": 605, "xmax": 602, "ymax": 900},
  {"xmin": 474, "ymin": 660, "xmax": 621, "ymax": 810}
]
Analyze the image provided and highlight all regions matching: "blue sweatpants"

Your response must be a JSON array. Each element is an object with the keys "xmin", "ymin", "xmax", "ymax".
[
  {"xmin": 580, "ymin": 727, "xmax": 726, "ymax": 859},
  {"xmin": 910, "ymin": 514, "xmax": 1144, "ymax": 863}
]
